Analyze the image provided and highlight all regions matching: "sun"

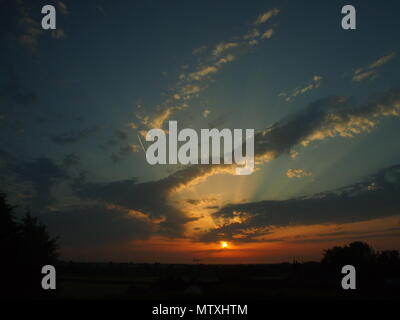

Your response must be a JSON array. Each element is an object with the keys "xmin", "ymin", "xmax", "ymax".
[{"xmin": 220, "ymin": 241, "xmax": 229, "ymax": 249}]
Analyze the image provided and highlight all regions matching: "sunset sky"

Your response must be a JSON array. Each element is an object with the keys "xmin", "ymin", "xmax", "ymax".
[{"xmin": 1, "ymin": 0, "xmax": 400, "ymax": 263}]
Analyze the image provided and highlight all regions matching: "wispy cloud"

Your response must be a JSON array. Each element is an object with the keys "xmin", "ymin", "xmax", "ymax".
[
  {"xmin": 41, "ymin": 204, "xmax": 154, "ymax": 247},
  {"xmin": 254, "ymin": 8, "xmax": 280, "ymax": 25},
  {"xmin": 203, "ymin": 109, "xmax": 211, "ymax": 118},
  {"xmin": 352, "ymin": 52, "xmax": 396, "ymax": 82},
  {"xmin": 5, "ymin": 0, "xmax": 69, "ymax": 51},
  {"xmin": 279, "ymin": 75, "xmax": 322, "ymax": 102},
  {"xmin": 260, "ymin": 28, "xmax": 274, "ymax": 39},
  {"xmin": 131, "ymin": 8, "xmax": 281, "ymax": 134},
  {"xmin": 286, "ymin": 168, "xmax": 312, "ymax": 178}
]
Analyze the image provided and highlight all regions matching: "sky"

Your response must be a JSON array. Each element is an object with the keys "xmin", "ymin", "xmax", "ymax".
[{"xmin": 1, "ymin": 0, "xmax": 400, "ymax": 264}]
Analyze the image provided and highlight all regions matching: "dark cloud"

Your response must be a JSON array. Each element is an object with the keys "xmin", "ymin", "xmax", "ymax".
[
  {"xmin": 114, "ymin": 129, "xmax": 128, "ymax": 140},
  {"xmin": 186, "ymin": 199, "xmax": 202, "ymax": 205},
  {"xmin": 49, "ymin": 126, "xmax": 99, "ymax": 145},
  {"xmin": 198, "ymin": 164, "xmax": 400, "ymax": 242},
  {"xmin": 9, "ymin": 157, "xmax": 69, "ymax": 209},
  {"xmin": 205, "ymin": 205, "xmax": 219, "ymax": 210},
  {"xmin": 63, "ymin": 152, "xmax": 80, "ymax": 167},
  {"xmin": 40, "ymin": 204, "xmax": 153, "ymax": 247},
  {"xmin": 253, "ymin": 89, "xmax": 400, "ymax": 160},
  {"xmin": 74, "ymin": 176, "xmax": 197, "ymax": 237},
  {"xmin": 185, "ymin": 198, "xmax": 217, "ymax": 206},
  {"xmin": 110, "ymin": 144, "xmax": 140, "ymax": 163}
]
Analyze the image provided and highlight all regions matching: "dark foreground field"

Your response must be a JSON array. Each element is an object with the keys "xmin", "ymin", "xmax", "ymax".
[{"xmin": 53, "ymin": 261, "xmax": 400, "ymax": 300}]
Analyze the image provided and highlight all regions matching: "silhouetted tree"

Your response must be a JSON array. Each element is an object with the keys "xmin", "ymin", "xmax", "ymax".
[
  {"xmin": 0, "ymin": 192, "xmax": 59, "ymax": 299},
  {"xmin": 18, "ymin": 212, "xmax": 59, "ymax": 266},
  {"xmin": 0, "ymin": 193, "xmax": 20, "ymax": 296},
  {"xmin": 321, "ymin": 241, "xmax": 376, "ymax": 270},
  {"xmin": 320, "ymin": 241, "xmax": 400, "ymax": 291}
]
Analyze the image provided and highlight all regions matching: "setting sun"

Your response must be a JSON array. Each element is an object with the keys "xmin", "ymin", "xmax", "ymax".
[{"xmin": 220, "ymin": 241, "xmax": 229, "ymax": 249}]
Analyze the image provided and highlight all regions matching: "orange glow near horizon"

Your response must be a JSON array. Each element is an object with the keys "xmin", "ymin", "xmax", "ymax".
[{"xmin": 59, "ymin": 217, "xmax": 400, "ymax": 264}]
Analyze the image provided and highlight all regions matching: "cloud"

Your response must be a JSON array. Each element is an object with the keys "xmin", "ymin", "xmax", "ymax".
[
  {"xmin": 115, "ymin": 129, "xmax": 128, "ymax": 140},
  {"xmin": 40, "ymin": 204, "xmax": 153, "ymax": 247},
  {"xmin": 279, "ymin": 75, "xmax": 322, "ymax": 102},
  {"xmin": 254, "ymin": 8, "xmax": 280, "ymax": 25},
  {"xmin": 352, "ymin": 70, "xmax": 377, "ymax": 82},
  {"xmin": 17, "ymin": 15, "xmax": 42, "ymax": 51},
  {"xmin": 134, "ymin": 89, "xmax": 400, "ymax": 236},
  {"xmin": 129, "ymin": 122, "xmax": 138, "ymax": 129},
  {"xmin": 2, "ymin": 85, "xmax": 393, "ymax": 251},
  {"xmin": 243, "ymin": 29, "xmax": 260, "ymax": 40},
  {"xmin": 256, "ymin": 88, "xmax": 400, "ymax": 159},
  {"xmin": 55, "ymin": 0, "xmax": 68, "ymax": 15},
  {"xmin": 144, "ymin": 88, "xmax": 400, "ymax": 208},
  {"xmin": 9, "ymin": 157, "xmax": 69, "ymax": 209},
  {"xmin": 180, "ymin": 85, "xmax": 202, "ymax": 96},
  {"xmin": 212, "ymin": 42, "xmax": 239, "ymax": 57},
  {"xmin": 133, "ymin": 8, "xmax": 280, "ymax": 133},
  {"xmin": 138, "ymin": 104, "xmax": 188, "ymax": 132},
  {"xmin": 63, "ymin": 153, "xmax": 80, "ymax": 168},
  {"xmin": 21, "ymin": 87, "xmax": 394, "ymax": 234},
  {"xmin": 185, "ymin": 197, "xmax": 217, "ymax": 208},
  {"xmin": 111, "ymin": 144, "xmax": 141, "ymax": 163},
  {"xmin": 352, "ymin": 52, "xmax": 396, "ymax": 82},
  {"xmin": 261, "ymin": 28, "xmax": 274, "ymax": 39},
  {"xmin": 45, "ymin": 87, "xmax": 400, "ymax": 243},
  {"xmin": 188, "ymin": 66, "xmax": 219, "ymax": 81},
  {"xmin": 203, "ymin": 109, "xmax": 210, "ymax": 118},
  {"xmin": 49, "ymin": 126, "xmax": 99, "ymax": 145},
  {"xmin": 198, "ymin": 164, "xmax": 400, "ymax": 242},
  {"xmin": 73, "ymin": 176, "xmax": 197, "ymax": 237},
  {"xmin": 109, "ymin": 88, "xmax": 400, "ymax": 237},
  {"xmin": 3, "ymin": 0, "xmax": 69, "ymax": 51},
  {"xmin": 286, "ymin": 168, "xmax": 312, "ymax": 178},
  {"xmin": 192, "ymin": 46, "xmax": 207, "ymax": 55},
  {"xmin": 368, "ymin": 52, "xmax": 396, "ymax": 69}
]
